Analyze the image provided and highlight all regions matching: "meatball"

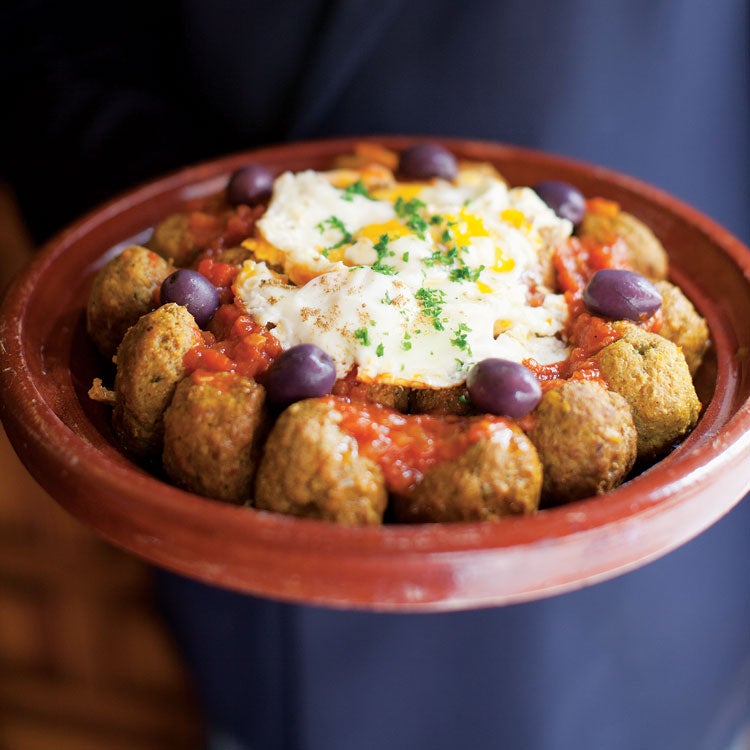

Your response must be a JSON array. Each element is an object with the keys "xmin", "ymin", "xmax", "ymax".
[
  {"xmin": 86, "ymin": 245, "xmax": 171, "ymax": 359},
  {"xmin": 194, "ymin": 244, "xmax": 254, "ymax": 269},
  {"xmin": 112, "ymin": 303, "xmax": 202, "ymax": 458},
  {"xmin": 408, "ymin": 384, "xmax": 472, "ymax": 416},
  {"xmin": 595, "ymin": 323, "xmax": 701, "ymax": 458},
  {"xmin": 579, "ymin": 209, "xmax": 668, "ymax": 281},
  {"xmin": 527, "ymin": 380, "xmax": 637, "ymax": 505},
  {"xmin": 148, "ymin": 213, "xmax": 198, "ymax": 266},
  {"xmin": 332, "ymin": 377, "xmax": 410, "ymax": 411},
  {"xmin": 163, "ymin": 372, "xmax": 268, "ymax": 503},
  {"xmin": 654, "ymin": 280, "xmax": 710, "ymax": 376},
  {"xmin": 393, "ymin": 424, "xmax": 542, "ymax": 523},
  {"xmin": 254, "ymin": 398, "xmax": 387, "ymax": 525}
]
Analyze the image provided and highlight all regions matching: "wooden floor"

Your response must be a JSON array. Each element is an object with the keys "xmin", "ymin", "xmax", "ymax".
[{"xmin": 0, "ymin": 184, "xmax": 205, "ymax": 749}]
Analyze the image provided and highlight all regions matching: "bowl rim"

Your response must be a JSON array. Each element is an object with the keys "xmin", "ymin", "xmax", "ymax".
[{"xmin": 2, "ymin": 134, "xmax": 750, "ymax": 611}]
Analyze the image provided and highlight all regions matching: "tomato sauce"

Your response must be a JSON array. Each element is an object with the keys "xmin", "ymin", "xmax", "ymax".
[
  {"xmin": 331, "ymin": 397, "xmax": 514, "ymax": 495},
  {"xmin": 535, "ymin": 234, "xmax": 662, "ymax": 390},
  {"xmin": 186, "ymin": 202, "xmax": 264, "ymax": 254},
  {"xmin": 183, "ymin": 302, "xmax": 282, "ymax": 381},
  {"xmin": 177, "ymin": 198, "xmax": 279, "ymax": 382},
  {"xmin": 196, "ymin": 258, "xmax": 240, "ymax": 305}
]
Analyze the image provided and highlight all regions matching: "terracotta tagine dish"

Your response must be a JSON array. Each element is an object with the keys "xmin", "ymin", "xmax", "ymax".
[{"xmin": 1, "ymin": 136, "xmax": 749, "ymax": 612}]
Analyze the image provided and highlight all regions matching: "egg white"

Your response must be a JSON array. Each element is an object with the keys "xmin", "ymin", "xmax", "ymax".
[{"xmin": 236, "ymin": 166, "xmax": 572, "ymax": 387}]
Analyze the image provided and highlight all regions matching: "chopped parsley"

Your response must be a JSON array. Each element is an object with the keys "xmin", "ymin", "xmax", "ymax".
[
  {"xmin": 450, "ymin": 322, "xmax": 472, "ymax": 354},
  {"xmin": 415, "ymin": 287, "xmax": 446, "ymax": 331},
  {"xmin": 422, "ymin": 219, "xmax": 486, "ymax": 283},
  {"xmin": 394, "ymin": 196, "xmax": 428, "ymax": 237},
  {"xmin": 354, "ymin": 327, "xmax": 371, "ymax": 346},
  {"xmin": 317, "ymin": 215, "xmax": 352, "ymax": 253},
  {"xmin": 449, "ymin": 264, "xmax": 485, "ymax": 283},
  {"xmin": 341, "ymin": 179, "xmax": 375, "ymax": 201},
  {"xmin": 401, "ymin": 331, "xmax": 413, "ymax": 351},
  {"xmin": 371, "ymin": 233, "xmax": 397, "ymax": 275},
  {"xmin": 424, "ymin": 244, "xmax": 461, "ymax": 268},
  {"xmin": 376, "ymin": 342, "xmax": 385, "ymax": 357},
  {"xmin": 423, "ymin": 222, "xmax": 484, "ymax": 282}
]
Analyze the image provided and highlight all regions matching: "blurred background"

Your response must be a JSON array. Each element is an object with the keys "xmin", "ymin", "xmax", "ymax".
[
  {"xmin": 1, "ymin": 1, "xmax": 749, "ymax": 749},
  {"xmin": 0, "ymin": 190, "xmax": 203, "ymax": 749}
]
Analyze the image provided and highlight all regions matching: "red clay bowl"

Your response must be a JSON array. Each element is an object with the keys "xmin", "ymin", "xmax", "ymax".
[{"xmin": 2, "ymin": 136, "xmax": 750, "ymax": 612}]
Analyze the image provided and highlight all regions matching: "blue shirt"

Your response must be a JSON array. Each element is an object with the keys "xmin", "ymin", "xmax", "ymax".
[{"xmin": 5, "ymin": 2, "xmax": 750, "ymax": 748}]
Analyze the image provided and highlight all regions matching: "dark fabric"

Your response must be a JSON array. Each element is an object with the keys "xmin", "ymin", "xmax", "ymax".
[
  {"xmin": 156, "ymin": 500, "xmax": 750, "ymax": 750},
  {"xmin": 3, "ymin": 1, "xmax": 750, "ymax": 748},
  {"xmin": 3, "ymin": 1, "xmax": 749, "ymax": 243}
]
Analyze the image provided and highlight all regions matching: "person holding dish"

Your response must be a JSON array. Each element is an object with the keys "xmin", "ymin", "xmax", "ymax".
[{"xmin": 2, "ymin": 2, "xmax": 749, "ymax": 749}]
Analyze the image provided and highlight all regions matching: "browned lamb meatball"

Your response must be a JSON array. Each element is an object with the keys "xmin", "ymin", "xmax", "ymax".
[
  {"xmin": 408, "ymin": 384, "xmax": 472, "ymax": 416},
  {"xmin": 331, "ymin": 377, "xmax": 410, "ymax": 411},
  {"xmin": 595, "ymin": 323, "xmax": 701, "ymax": 458},
  {"xmin": 654, "ymin": 280, "xmax": 710, "ymax": 376},
  {"xmin": 163, "ymin": 372, "xmax": 268, "ymax": 503},
  {"xmin": 527, "ymin": 379, "xmax": 638, "ymax": 505},
  {"xmin": 112, "ymin": 303, "xmax": 202, "ymax": 458},
  {"xmin": 148, "ymin": 213, "xmax": 199, "ymax": 266},
  {"xmin": 254, "ymin": 398, "xmax": 387, "ymax": 525},
  {"xmin": 579, "ymin": 208, "xmax": 669, "ymax": 281},
  {"xmin": 86, "ymin": 245, "xmax": 171, "ymax": 359},
  {"xmin": 393, "ymin": 423, "xmax": 542, "ymax": 523},
  {"xmin": 201, "ymin": 245, "xmax": 254, "ymax": 268}
]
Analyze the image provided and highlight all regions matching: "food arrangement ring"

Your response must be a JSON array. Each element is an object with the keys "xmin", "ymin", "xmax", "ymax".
[{"xmin": 1, "ymin": 136, "xmax": 749, "ymax": 612}]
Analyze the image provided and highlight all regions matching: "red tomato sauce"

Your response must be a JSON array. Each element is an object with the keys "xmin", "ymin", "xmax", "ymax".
[
  {"xmin": 196, "ymin": 258, "xmax": 240, "ymax": 305},
  {"xmin": 183, "ymin": 302, "xmax": 282, "ymax": 381},
  {"xmin": 186, "ymin": 202, "xmax": 264, "ymax": 254},
  {"xmin": 534, "ymin": 235, "xmax": 662, "ymax": 390},
  {"xmin": 330, "ymin": 397, "xmax": 515, "ymax": 495}
]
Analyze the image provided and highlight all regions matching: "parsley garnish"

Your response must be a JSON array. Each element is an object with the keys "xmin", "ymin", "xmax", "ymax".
[
  {"xmin": 394, "ymin": 196, "xmax": 428, "ymax": 237},
  {"xmin": 354, "ymin": 327, "xmax": 371, "ymax": 346},
  {"xmin": 415, "ymin": 287, "xmax": 446, "ymax": 331},
  {"xmin": 341, "ymin": 179, "xmax": 375, "ymax": 201},
  {"xmin": 424, "ymin": 245, "xmax": 460, "ymax": 268},
  {"xmin": 371, "ymin": 233, "xmax": 397, "ymax": 275},
  {"xmin": 450, "ymin": 323, "xmax": 472, "ymax": 354},
  {"xmin": 449, "ymin": 264, "xmax": 485, "ymax": 283},
  {"xmin": 317, "ymin": 215, "xmax": 353, "ymax": 252},
  {"xmin": 376, "ymin": 343, "xmax": 385, "ymax": 357}
]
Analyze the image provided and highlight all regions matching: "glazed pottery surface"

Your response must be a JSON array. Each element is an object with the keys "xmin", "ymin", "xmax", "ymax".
[{"xmin": 2, "ymin": 136, "xmax": 749, "ymax": 612}]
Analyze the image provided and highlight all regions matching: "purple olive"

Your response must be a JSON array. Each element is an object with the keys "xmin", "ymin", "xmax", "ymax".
[
  {"xmin": 533, "ymin": 180, "xmax": 586, "ymax": 226},
  {"xmin": 227, "ymin": 163, "xmax": 274, "ymax": 206},
  {"xmin": 466, "ymin": 359, "xmax": 542, "ymax": 418},
  {"xmin": 399, "ymin": 143, "xmax": 458, "ymax": 181},
  {"xmin": 160, "ymin": 269, "xmax": 220, "ymax": 328},
  {"xmin": 261, "ymin": 344, "xmax": 337, "ymax": 406},
  {"xmin": 583, "ymin": 268, "xmax": 662, "ymax": 321}
]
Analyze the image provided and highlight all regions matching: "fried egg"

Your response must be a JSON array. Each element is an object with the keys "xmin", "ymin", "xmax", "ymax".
[{"xmin": 234, "ymin": 166, "xmax": 572, "ymax": 388}]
